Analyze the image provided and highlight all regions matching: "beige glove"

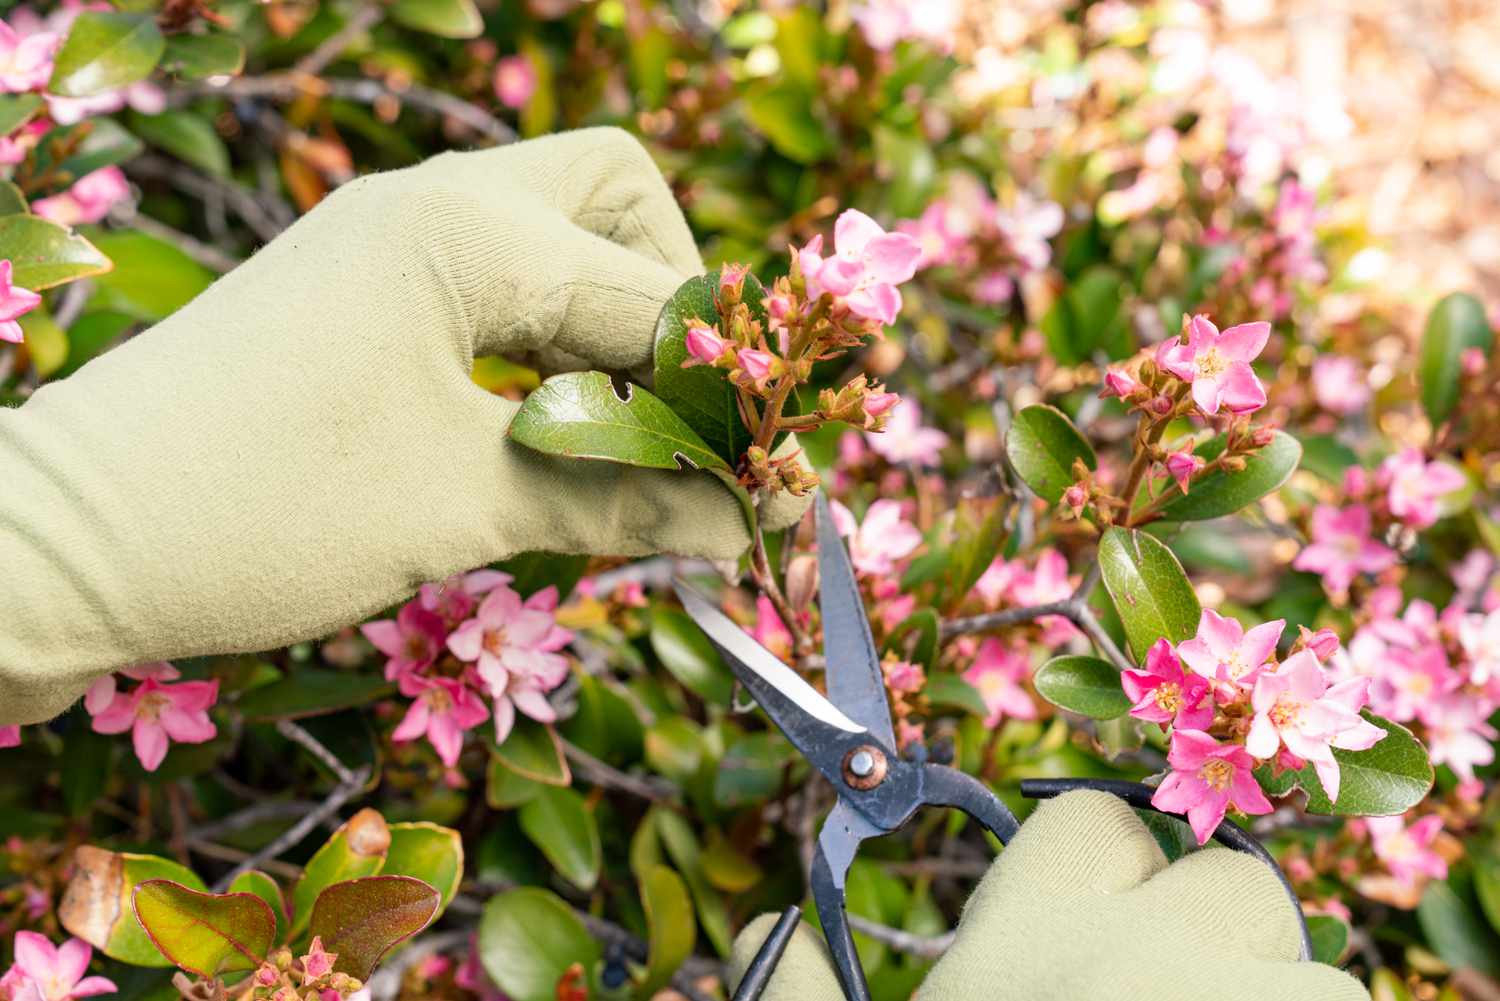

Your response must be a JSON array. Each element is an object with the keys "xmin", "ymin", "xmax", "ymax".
[
  {"xmin": 0, "ymin": 128, "xmax": 804, "ymax": 725},
  {"xmin": 731, "ymin": 791, "xmax": 1370, "ymax": 1001}
]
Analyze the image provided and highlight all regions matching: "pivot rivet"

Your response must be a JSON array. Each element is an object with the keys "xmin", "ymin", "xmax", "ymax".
[{"xmin": 842, "ymin": 745, "xmax": 887, "ymax": 790}]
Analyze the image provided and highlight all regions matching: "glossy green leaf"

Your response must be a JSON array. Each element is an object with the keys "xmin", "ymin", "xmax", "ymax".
[
  {"xmin": 491, "ymin": 551, "xmax": 589, "ymax": 603},
  {"xmin": 1034, "ymin": 655, "xmax": 1131, "ymax": 719},
  {"xmin": 235, "ymin": 669, "xmax": 394, "ymax": 721},
  {"xmin": 49, "ymin": 12, "xmax": 165, "ymax": 98},
  {"xmin": 307, "ymin": 876, "xmax": 439, "ymax": 979},
  {"xmin": 650, "ymin": 606, "xmax": 734, "ymax": 704},
  {"xmin": 86, "ymin": 230, "xmax": 215, "ymax": 322},
  {"xmin": 1006, "ymin": 404, "xmax": 1097, "ymax": 503},
  {"xmin": 644, "ymin": 717, "xmax": 705, "ymax": 783},
  {"xmin": 479, "ymin": 888, "xmax": 600, "ymax": 1001},
  {"xmin": 1417, "ymin": 871, "xmax": 1500, "ymax": 977},
  {"xmin": 60, "ymin": 847, "xmax": 206, "ymax": 967},
  {"xmin": 128, "ymin": 111, "xmax": 230, "ymax": 177},
  {"xmin": 518, "ymin": 786, "xmax": 601, "ymax": 890},
  {"xmin": 652, "ymin": 268, "xmax": 767, "ymax": 463},
  {"xmin": 132, "ymin": 881, "xmax": 275, "ymax": 977},
  {"xmin": 159, "ymin": 33, "xmax": 246, "ymax": 79},
  {"xmin": 649, "ymin": 807, "xmax": 732, "ymax": 956},
  {"xmin": 0, "ymin": 215, "xmax": 111, "ymax": 290},
  {"xmin": 1306, "ymin": 914, "xmax": 1349, "ymax": 966},
  {"xmin": 508, "ymin": 371, "xmax": 730, "ymax": 474},
  {"xmin": 637, "ymin": 865, "xmax": 695, "ymax": 998},
  {"xmin": 227, "ymin": 870, "xmax": 286, "ymax": 945},
  {"xmin": 699, "ymin": 832, "xmax": 763, "ymax": 893},
  {"xmin": 925, "ymin": 673, "xmax": 988, "ymax": 718},
  {"xmin": 380, "ymin": 822, "xmax": 463, "ymax": 920},
  {"xmin": 1420, "ymin": 292, "xmax": 1494, "ymax": 424},
  {"xmin": 491, "ymin": 718, "xmax": 571, "ymax": 785},
  {"xmin": 559, "ymin": 672, "xmax": 643, "ymax": 766},
  {"xmin": 1154, "ymin": 431, "xmax": 1302, "ymax": 522},
  {"xmin": 290, "ymin": 808, "xmax": 391, "ymax": 939},
  {"xmin": 1254, "ymin": 714, "xmax": 1432, "ymax": 816},
  {"xmin": 1040, "ymin": 266, "xmax": 1130, "ymax": 365},
  {"xmin": 390, "ymin": 0, "xmax": 484, "ymax": 38},
  {"xmin": 0, "ymin": 180, "xmax": 27, "ymax": 216},
  {"xmin": 1098, "ymin": 527, "xmax": 1201, "ymax": 660},
  {"xmin": 1476, "ymin": 850, "xmax": 1500, "ymax": 938},
  {"xmin": 0, "ymin": 94, "xmax": 45, "ymax": 135},
  {"xmin": 714, "ymin": 733, "xmax": 792, "ymax": 808},
  {"xmin": 485, "ymin": 757, "xmax": 542, "ymax": 808},
  {"xmin": 18, "ymin": 305, "xmax": 68, "ymax": 376}
]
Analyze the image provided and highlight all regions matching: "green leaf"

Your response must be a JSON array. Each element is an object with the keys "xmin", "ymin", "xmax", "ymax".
[
  {"xmin": 1417, "ymin": 871, "xmax": 1500, "ymax": 977},
  {"xmin": 882, "ymin": 607, "xmax": 940, "ymax": 672},
  {"xmin": 652, "ymin": 269, "xmax": 767, "ymax": 463},
  {"xmin": 479, "ymin": 888, "xmax": 600, "ymax": 1001},
  {"xmin": 518, "ymin": 786, "xmax": 601, "ymax": 891},
  {"xmin": 1098, "ymin": 527, "xmax": 1201, "ymax": 661},
  {"xmin": 714, "ymin": 733, "xmax": 792, "ymax": 808},
  {"xmin": 32, "ymin": 118, "xmax": 144, "ymax": 184},
  {"xmin": 699, "ymin": 832, "xmax": 763, "ymax": 893},
  {"xmin": 559, "ymin": 673, "xmax": 643, "ymax": 766},
  {"xmin": 380, "ymin": 823, "xmax": 463, "ymax": 920},
  {"xmin": 132, "ymin": 881, "xmax": 275, "ymax": 977},
  {"xmin": 1034, "ymin": 655, "xmax": 1131, "ymax": 719},
  {"xmin": 235, "ymin": 669, "xmax": 394, "ymax": 721},
  {"xmin": 649, "ymin": 808, "xmax": 732, "ymax": 956},
  {"xmin": 1420, "ymin": 292, "xmax": 1494, "ymax": 424},
  {"xmin": 650, "ymin": 607, "xmax": 734, "ymax": 704},
  {"xmin": 508, "ymin": 371, "xmax": 730, "ymax": 474},
  {"xmin": 85, "ymin": 229, "xmax": 215, "ymax": 322},
  {"xmin": 0, "ymin": 215, "xmax": 111, "ymax": 290},
  {"xmin": 637, "ymin": 865, "xmax": 695, "ymax": 998},
  {"xmin": 49, "ymin": 12, "xmax": 165, "ymax": 98},
  {"xmin": 486, "ymin": 758, "xmax": 542, "ymax": 808},
  {"xmin": 491, "ymin": 718, "xmax": 571, "ymax": 785},
  {"xmin": 290, "ymin": 809, "xmax": 391, "ymax": 940},
  {"xmin": 644, "ymin": 717, "xmax": 705, "ymax": 783},
  {"xmin": 1040, "ymin": 267, "xmax": 1130, "ymax": 365},
  {"xmin": 159, "ymin": 33, "xmax": 246, "ymax": 79},
  {"xmin": 1305, "ymin": 914, "xmax": 1349, "ymax": 966},
  {"xmin": 60, "ymin": 722, "xmax": 112, "ymax": 815},
  {"xmin": 390, "ymin": 0, "xmax": 484, "ymax": 38},
  {"xmin": 0, "ymin": 180, "xmax": 27, "ymax": 217},
  {"xmin": 1254, "ymin": 714, "xmax": 1433, "ymax": 816},
  {"xmin": 60, "ymin": 847, "xmax": 206, "ymax": 967},
  {"xmin": 490, "ymin": 551, "xmax": 589, "ymax": 603},
  {"xmin": 1006, "ymin": 404, "xmax": 1097, "ymax": 503},
  {"xmin": 227, "ymin": 871, "xmax": 286, "ymax": 945},
  {"xmin": 0, "ymin": 94, "xmax": 45, "ymax": 135},
  {"xmin": 1154, "ymin": 431, "xmax": 1302, "ymax": 522},
  {"xmin": 307, "ymin": 876, "xmax": 439, "ymax": 979},
  {"xmin": 925, "ymin": 673, "xmax": 988, "ymax": 718},
  {"xmin": 743, "ymin": 84, "xmax": 831, "ymax": 163},
  {"xmin": 128, "ymin": 111, "xmax": 230, "ymax": 177},
  {"xmin": 1476, "ymin": 850, "xmax": 1500, "ymax": 937}
]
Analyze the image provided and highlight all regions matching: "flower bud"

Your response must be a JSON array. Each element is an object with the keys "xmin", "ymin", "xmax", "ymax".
[
  {"xmin": 1163, "ymin": 451, "xmax": 1205, "ymax": 492},
  {"xmin": 1100, "ymin": 368, "xmax": 1140, "ymax": 399},
  {"xmin": 682, "ymin": 321, "xmax": 731, "ymax": 368},
  {"xmin": 1147, "ymin": 394, "xmax": 1174, "ymax": 416},
  {"xmin": 786, "ymin": 554, "xmax": 819, "ymax": 611},
  {"xmin": 746, "ymin": 446, "xmax": 772, "ymax": 483},
  {"xmin": 718, "ymin": 263, "xmax": 749, "ymax": 308},
  {"xmin": 736, "ymin": 348, "xmax": 777, "ymax": 386},
  {"xmin": 1297, "ymin": 625, "xmax": 1341, "ymax": 661},
  {"xmin": 1248, "ymin": 425, "xmax": 1276, "ymax": 448},
  {"xmin": 1061, "ymin": 482, "xmax": 1088, "ymax": 516},
  {"xmin": 1462, "ymin": 346, "xmax": 1487, "ymax": 376},
  {"xmin": 1221, "ymin": 455, "xmax": 1247, "ymax": 472}
]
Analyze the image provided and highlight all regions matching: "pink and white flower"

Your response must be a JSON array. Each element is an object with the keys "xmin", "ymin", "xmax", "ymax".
[
  {"xmin": 1459, "ymin": 608, "xmax": 1500, "ymax": 686},
  {"xmin": 962, "ymin": 638, "xmax": 1037, "ymax": 727},
  {"xmin": 801, "ymin": 210, "xmax": 921, "ymax": 325},
  {"xmin": 829, "ymin": 499, "xmax": 922, "ymax": 577},
  {"xmin": 1176, "ymin": 609, "xmax": 1283, "ymax": 696},
  {"xmin": 32, "ymin": 167, "xmax": 131, "ymax": 227},
  {"xmin": 1151, "ymin": 729, "xmax": 1272, "ymax": 844},
  {"xmin": 1292, "ymin": 504, "xmax": 1397, "ymax": 597},
  {"xmin": 447, "ymin": 584, "xmax": 571, "ymax": 742},
  {"xmin": 361, "ymin": 602, "xmax": 447, "ymax": 682},
  {"xmin": 1364, "ymin": 815, "xmax": 1448, "ymax": 890},
  {"xmin": 1377, "ymin": 448, "xmax": 1466, "ymax": 530},
  {"xmin": 1, "ymin": 258, "xmax": 42, "ymax": 344},
  {"xmin": 1156, "ymin": 314, "xmax": 1270, "ymax": 415},
  {"xmin": 0, "ymin": 20, "xmax": 58, "ymax": 93},
  {"xmin": 1424, "ymin": 693, "xmax": 1498, "ymax": 781},
  {"xmin": 864, "ymin": 399, "xmax": 948, "ymax": 466},
  {"xmin": 391, "ymin": 675, "xmax": 489, "ymax": 767},
  {"xmin": 0, "ymin": 724, "xmax": 19, "ymax": 748},
  {"xmin": 1310, "ymin": 356, "xmax": 1370, "ymax": 415},
  {"xmin": 3, "ymin": 932, "xmax": 115, "ymax": 1001},
  {"xmin": 1121, "ymin": 638, "xmax": 1213, "ymax": 730},
  {"xmin": 88, "ymin": 665, "xmax": 218, "ymax": 772}
]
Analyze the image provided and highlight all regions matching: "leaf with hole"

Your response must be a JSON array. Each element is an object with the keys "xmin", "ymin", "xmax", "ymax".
[
  {"xmin": 1006, "ymin": 404, "xmax": 1097, "ymax": 503},
  {"xmin": 132, "ymin": 881, "xmax": 275, "ymax": 977},
  {"xmin": 307, "ymin": 876, "xmax": 439, "ymax": 980},
  {"xmin": 49, "ymin": 12, "xmax": 165, "ymax": 98},
  {"xmin": 1098, "ymin": 527, "xmax": 1201, "ymax": 661},
  {"xmin": 1034, "ymin": 656, "xmax": 1131, "ymax": 719}
]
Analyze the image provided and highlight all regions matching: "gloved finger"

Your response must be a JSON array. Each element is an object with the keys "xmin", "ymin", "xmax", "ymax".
[
  {"xmin": 1105, "ymin": 955, "xmax": 1371, "ymax": 1001},
  {"xmin": 729, "ymin": 914, "xmax": 846, "ymax": 1001},
  {"xmin": 1126, "ymin": 846, "xmax": 1305, "ymax": 962}
]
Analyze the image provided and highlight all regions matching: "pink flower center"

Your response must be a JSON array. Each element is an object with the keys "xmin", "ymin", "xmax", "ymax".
[
  {"xmin": 405, "ymin": 634, "xmax": 431, "ymax": 660},
  {"xmin": 1196, "ymin": 347, "xmax": 1229, "ymax": 379},
  {"xmin": 482, "ymin": 628, "xmax": 508, "ymax": 657},
  {"xmin": 137, "ymin": 691, "xmax": 171, "ymax": 722},
  {"xmin": 1152, "ymin": 682, "xmax": 1183, "ymax": 714},
  {"xmin": 426, "ymin": 686, "xmax": 454, "ymax": 715},
  {"xmin": 1269, "ymin": 698, "xmax": 1304, "ymax": 729},
  {"xmin": 1198, "ymin": 757, "xmax": 1234, "ymax": 792}
]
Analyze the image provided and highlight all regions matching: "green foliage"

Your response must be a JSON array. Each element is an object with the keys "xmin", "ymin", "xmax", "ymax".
[
  {"xmin": 1153, "ymin": 431, "xmax": 1302, "ymax": 522},
  {"xmin": 307, "ymin": 876, "xmax": 440, "ymax": 979},
  {"xmin": 132, "ymin": 881, "xmax": 276, "ymax": 977},
  {"xmin": 1098, "ymin": 527, "xmax": 1202, "ymax": 660},
  {"xmin": 479, "ymin": 888, "xmax": 601, "ymax": 1001},
  {"xmin": 1420, "ymin": 292, "xmax": 1494, "ymax": 424},
  {"xmin": 389, "ymin": 0, "xmax": 485, "ymax": 39},
  {"xmin": 637, "ymin": 865, "xmax": 696, "ymax": 999},
  {"xmin": 1033, "ymin": 656, "xmax": 1131, "ymax": 719},
  {"xmin": 49, "ymin": 12, "xmax": 164, "ymax": 98},
  {"xmin": 235, "ymin": 669, "xmax": 394, "ymax": 722},
  {"xmin": 1253, "ymin": 715, "xmax": 1433, "ymax": 816},
  {"xmin": 518, "ymin": 785, "xmax": 601, "ymax": 891},
  {"xmin": 650, "ymin": 607, "xmax": 735, "ymax": 704},
  {"xmin": 1006, "ymin": 404, "xmax": 1097, "ymax": 503},
  {"xmin": 0, "ymin": 215, "xmax": 112, "ymax": 290}
]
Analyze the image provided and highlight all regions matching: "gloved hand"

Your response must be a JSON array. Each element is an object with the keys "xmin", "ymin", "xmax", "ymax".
[
  {"xmin": 731, "ymin": 791, "xmax": 1370, "ymax": 1001},
  {"xmin": 0, "ymin": 127, "xmax": 806, "ymax": 725}
]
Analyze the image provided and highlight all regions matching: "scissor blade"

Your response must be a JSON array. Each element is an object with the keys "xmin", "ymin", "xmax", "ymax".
[
  {"xmin": 816, "ymin": 493, "xmax": 896, "ymax": 750},
  {"xmin": 674, "ymin": 582, "xmax": 867, "ymax": 757}
]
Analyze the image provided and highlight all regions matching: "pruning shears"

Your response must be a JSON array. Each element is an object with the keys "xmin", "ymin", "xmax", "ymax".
[{"xmin": 675, "ymin": 493, "xmax": 1310, "ymax": 1001}]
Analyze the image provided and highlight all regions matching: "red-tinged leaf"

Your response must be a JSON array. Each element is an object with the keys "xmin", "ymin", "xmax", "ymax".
[
  {"xmin": 60, "ymin": 847, "xmax": 204, "ymax": 967},
  {"xmin": 132, "ymin": 880, "xmax": 276, "ymax": 977},
  {"xmin": 307, "ymin": 876, "xmax": 439, "ymax": 979}
]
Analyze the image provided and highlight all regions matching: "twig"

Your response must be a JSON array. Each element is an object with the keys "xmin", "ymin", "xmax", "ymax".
[
  {"xmin": 125, "ymin": 153, "xmax": 293, "ymax": 242},
  {"xmin": 213, "ymin": 767, "xmax": 370, "ymax": 891},
  {"xmin": 50, "ymin": 279, "xmax": 93, "ymax": 329},
  {"xmin": 277, "ymin": 719, "xmax": 359, "ymax": 784},
  {"xmin": 561, "ymin": 738, "xmax": 678, "ymax": 802},
  {"xmin": 846, "ymin": 916, "xmax": 954, "ymax": 959},
  {"xmin": 188, "ymin": 799, "xmax": 326, "ymax": 842},
  {"xmin": 295, "ymin": 2, "xmax": 383, "ymax": 77},
  {"xmin": 184, "ymin": 840, "xmax": 303, "ymax": 881}
]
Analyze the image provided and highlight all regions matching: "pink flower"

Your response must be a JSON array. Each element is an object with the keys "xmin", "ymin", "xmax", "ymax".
[
  {"xmin": 5, "ymin": 932, "xmax": 116, "ymax": 1001},
  {"xmin": 1244, "ymin": 651, "xmax": 1384, "ymax": 802},
  {"xmin": 417, "ymin": 570, "xmax": 512, "ymax": 625},
  {"xmin": 0, "ymin": 724, "xmax": 18, "ymax": 748},
  {"xmin": 1310, "ymin": 356, "xmax": 1370, "ymax": 415},
  {"xmin": 361, "ymin": 602, "xmax": 447, "ymax": 682},
  {"xmin": 1459, "ymin": 609, "xmax": 1500, "ymax": 686},
  {"xmin": 864, "ymin": 399, "xmax": 948, "ymax": 466},
  {"xmin": 749, "ymin": 594, "xmax": 793, "ymax": 663},
  {"xmin": 391, "ymin": 675, "xmax": 489, "ymax": 767},
  {"xmin": 1163, "ymin": 451, "xmax": 1204, "ymax": 493},
  {"xmin": 1012, "ymin": 549, "xmax": 1080, "ymax": 646},
  {"xmin": 88, "ymin": 669, "xmax": 218, "ymax": 772},
  {"xmin": 736, "ymin": 348, "xmax": 775, "ymax": 386},
  {"xmin": 447, "ymin": 585, "xmax": 571, "ymax": 741},
  {"xmin": 1156, "ymin": 314, "xmax": 1270, "ymax": 415},
  {"xmin": 851, "ymin": 0, "xmax": 958, "ymax": 53},
  {"xmin": 974, "ymin": 556, "xmax": 1022, "ymax": 607},
  {"xmin": 807, "ymin": 209, "xmax": 921, "ymax": 325},
  {"xmin": 1378, "ymin": 448, "xmax": 1466, "ymax": 530},
  {"xmin": 680, "ymin": 323, "xmax": 730, "ymax": 367},
  {"xmin": 1292, "ymin": 504, "xmax": 1397, "ymax": 597},
  {"xmin": 1365, "ymin": 815, "xmax": 1447, "ymax": 889},
  {"xmin": 1177, "ymin": 609, "xmax": 1284, "ymax": 696},
  {"xmin": 0, "ymin": 259, "xmax": 42, "ymax": 344},
  {"xmin": 492, "ymin": 55, "xmax": 536, "ymax": 109},
  {"xmin": 1424, "ymin": 693, "xmax": 1498, "ymax": 781},
  {"xmin": 883, "ymin": 659, "xmax": 924, "ymax": 694},
  {"xmin": 962, "ymin": 638, "xmax": 1037, "ymax": 727},
  {"xmin": 1151, "ymin": 730, "xmax": 1272, "ymax": 844},
  {"xmin": 0, "ymin": 21, "xmax": 58, "ymax": 93},
  {"xmin": 1299, "ymin": 626, "xmax": 1341, "ymax": 661},
  {"xmin": 1100, "ymin": 368, "xmax": 1141, "ymax": 399},
  {"xmin": 897, "ymin": 200, "xmax": 969, "ymax": 270},
  {"xmin": 32, "ymin": 167, "xmax": 131, "ymax": 227},
  {"xmin": 1121, "ymin": 638, "xmax": 1213, "ymax": 730},
  {"xmin": 299, "ymin": 938, "xmax": 338, "ymax": 986},
  {"xmin": 993, "ymin": 192, "xmax": 1063, "ymax": 272},
  {"xmin": 829, "ymin": 498, "xmax": 922, "ymax": 577}
]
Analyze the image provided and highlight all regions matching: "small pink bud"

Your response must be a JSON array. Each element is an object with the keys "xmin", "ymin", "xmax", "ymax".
[
  {"xmin": 1248, "ymin": 426, "xmax": 1276, "ymax": 448},
  {"xmin": 1164, "ymin": 451, "xmax": 1204, "ymax": 492},
  {"xmin": 719, "ymin": 263, "xmax": 749, "ymax": 304},
  {"xmin": 683, "ymin": 323, "xmax": 730, "ymax": 367},
  {"xmin": 864, "ymin": 390, "xmax": 899, "ymax": 418},
  {"xmin": 1299, "ymin": 625, "xmax": 1341, "ymax": 661},
  {"xmin": 493, "ymin": 55, "xmax": 537, "ymax": 109},
  {"xmin": 737, "ymin": 348, "xmax": 775, "ymax": 383},
  {"xmin": 1462, "ymin": 346, "xmax": 1487, "ymax": 376},
  {"xmin": 1062, "ymin": 482, "xmax": 1088, "ymax": 513},
  {"xmin": 1100, "ymin": 368, "xmax": 1140, "ymax": 399},
  {"xmin": 1147, "ymin": 394, "xmax": 1174, "ymax": 416}
]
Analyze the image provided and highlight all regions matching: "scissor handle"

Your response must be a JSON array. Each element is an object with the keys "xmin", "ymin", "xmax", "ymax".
[{"xmin": 1019, "ymin": 778, "xmax": 1313, "ymax": 961}]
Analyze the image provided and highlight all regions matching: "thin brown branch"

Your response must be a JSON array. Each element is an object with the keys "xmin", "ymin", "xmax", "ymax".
[
  {"xmin": 845, "ymin": 915, "xmax": 954, "ymax": 959},
  {"xmin": 561, "ymin": 738, "xmax": 678, "ymax": 802},
  {"xmin": 213, "ymin": 766, "xmax": 370, "ymax": 891},
  {"xmin": 125, "ymin": 153, "xmax": 294, "ymax": 242},
  {"xmin": 277, "ymin": 718, "xmax": 358, "ymax": 784},
  {"xmin": 295, "ymin": 2, "xmax": 384, "ymax": 77}
]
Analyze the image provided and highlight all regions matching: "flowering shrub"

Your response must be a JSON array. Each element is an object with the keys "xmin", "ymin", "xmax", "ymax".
[{"xmin": 5, "ymin": 2, "xmax": 1500, "ymax": 1000}]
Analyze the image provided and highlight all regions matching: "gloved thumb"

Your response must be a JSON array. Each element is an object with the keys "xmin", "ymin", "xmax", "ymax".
[{"xmin": 729, "ymin": 913, "xmax": 846, "ymax": 1001}]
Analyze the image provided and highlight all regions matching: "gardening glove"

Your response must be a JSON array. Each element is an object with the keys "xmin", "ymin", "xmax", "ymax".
[
  {"xmin": 0, "ymin": 127, "xmax": 808, "ymax": 725},
  {"xmin": 730, "ymin": 790, "xmax": 1371, "ymax": 1001}
]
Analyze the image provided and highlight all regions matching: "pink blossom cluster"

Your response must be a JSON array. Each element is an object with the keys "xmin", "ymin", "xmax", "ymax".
[
  {"xmin": 828, "ymin": 497, "xmax": 924, "ymax": 631},
  {"xmin": 1, "ymin": 932, "xmax": 115, "ymax": 1001},
  {"xmin": 794, "ymin": 209, "xmax": 921, "ymax": 328},
  {"xmin": 82, "ymin": 663, "xmax": 219, "ymax": 772},
  {"xmin": 360, "ymin": 570, "xmax": 572, "ymax": 767},
  {"xmin": 1208, "ymin": 180, "xmax": 1327, "ymax": 322},
  {"xmin": 897, "ymin": 189, "xmax": 1063, "ymax": 308},
  {"xmin": 250, "ymin": 937, "xmax": 364, "ymax": 1001},
  {"xmin": 1102, "ymin": 313, "xmax": 1271, "ymax": 419},
  {"xmin": 973, "ymin": 548, "xmax": 1080, "ymax": 649},
  {"xmin": 1128, "ymin": 609, "xmax": 1385, "ymax": 844}
]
